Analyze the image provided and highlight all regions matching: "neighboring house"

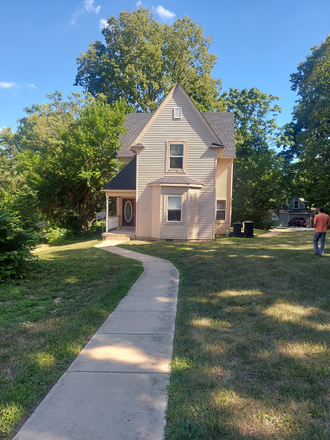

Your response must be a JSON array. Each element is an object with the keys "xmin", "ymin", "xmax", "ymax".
[
  {"xmin": 272, "ymin": 197, "xmax": 313, "ymax": 227},
  {"xmin": 102, "ymin": 83, "xmax": 236, "ymax": 241}
]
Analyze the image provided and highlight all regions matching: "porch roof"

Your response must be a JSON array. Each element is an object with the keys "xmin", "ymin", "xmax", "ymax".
[{"xmin": 103, "ymin": 156, "xmax": 136, "ymax": 190}]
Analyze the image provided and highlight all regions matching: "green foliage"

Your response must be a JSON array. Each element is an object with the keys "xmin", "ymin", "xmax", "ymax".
[
  {"xmin": 0, "ymin": 194, "xmax": 38, "ymax": 281},
  {"xmin": 10, "ymin": 92, "xmax": 127, "ymax": 231},
  {"xmin": 74, "ymin": 7, "xmax": 224, "ymax": 112},
  {"xmin": 290, "ymin": 36, "xmax": 330, "ymax": 209},
  {"xmin": 222, "ymin": 87, "xmax": 290, "ymax": 228},
  {"xmin": 46, "ymin": 227, "xmax": 70, "ymax": 246}
]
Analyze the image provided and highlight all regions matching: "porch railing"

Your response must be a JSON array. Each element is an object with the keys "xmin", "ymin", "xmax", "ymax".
[{"xmin": 106, "ymin": 215, "xmax": 119, "ymax": 232}]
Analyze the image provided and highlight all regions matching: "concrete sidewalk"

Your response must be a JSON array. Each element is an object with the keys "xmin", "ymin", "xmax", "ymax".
[{"xmin": 15, "ymin": 244, "xmax": 179, "ymax": 440}]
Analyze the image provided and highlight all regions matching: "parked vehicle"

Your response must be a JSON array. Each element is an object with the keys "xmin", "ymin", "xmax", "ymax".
[{"xmin": 288, "ymin": 217, "xmax": 307, "ymax": 227}]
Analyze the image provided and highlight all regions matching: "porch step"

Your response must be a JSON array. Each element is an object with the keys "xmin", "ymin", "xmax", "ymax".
[{"xmin": 102, "ymin": 233, "xmax": 135, "ymax": 241}]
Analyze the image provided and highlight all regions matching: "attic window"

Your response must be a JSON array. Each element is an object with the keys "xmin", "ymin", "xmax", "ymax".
[
  {"xmin": 173, "ymin": 107, "xmax": 182, "ymax": 119},
  {"xmin": 294, "ymin": 199, "xmax": 299, "ymax": 209}
]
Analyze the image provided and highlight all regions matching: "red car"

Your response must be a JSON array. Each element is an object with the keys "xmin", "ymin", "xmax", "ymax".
[{"xmin": 288, "ymin": 217, "xmax": 307, "ymax": 227}]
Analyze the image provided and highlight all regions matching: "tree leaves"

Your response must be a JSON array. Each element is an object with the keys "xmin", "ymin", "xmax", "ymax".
[
  {"xmin": 222, "ymin": 88, "xmax": 290, "ymax": 227},
  {"xmin": 74, "ymin": 7, "xmax": 223, "ymax": 112},
  {"xmin": 9, "ymin": 93, "xmax": 127, "ymax": 231},
  {"xmin": 290, "ymin": 36, "xmax": 330, "ymax": 209}
]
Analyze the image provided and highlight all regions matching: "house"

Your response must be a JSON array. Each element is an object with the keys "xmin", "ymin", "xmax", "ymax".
[
  {"xmin": 102, "ymin": 83, "xmax": 236, "ymax": 241},
  {"xmin": 272, "ymin": 196, "xmax": 313, "ymax": 227}
]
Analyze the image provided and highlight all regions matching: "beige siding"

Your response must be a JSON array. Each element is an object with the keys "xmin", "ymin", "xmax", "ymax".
[
  {"xmin": 136, "ymin": 87, "xmax": 221, "ymax": 240},
  {"xmin": 188, "ymin": 188, "xmax": 200, "ymax": 240},
  {"xmin": 161, "ymin": 188, "xmax": 188, "ymax": 240},
  {"xmin": 216, "ymin": 160, "xmax": 233, "ymax": 234},
  {"xmin": 216, "ymin": 171, "xmax": 227, "ymax": 199},
  {"xmin": 151, "ymin": 186, "xmax": 161, "ymax": 238}
]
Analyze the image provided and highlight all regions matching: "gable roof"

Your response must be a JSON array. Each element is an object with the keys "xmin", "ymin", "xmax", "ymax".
[
  {"xmin": 117, "ymin": 113, "xmax": 153, "ymax": 160},
  {"xmin": 103, "ymin": 155, "xmax": 136, "ymax": 190},
  {"xmin": 116, "ymin": 83, "xmax": 235, "ymax": 159},
  {"xmin": 202, "ymin": 113, "xmax": 235, "ymax": 158}
]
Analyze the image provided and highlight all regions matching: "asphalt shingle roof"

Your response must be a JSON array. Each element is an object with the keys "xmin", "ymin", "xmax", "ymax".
[
  {"xmin": 150, "ymin": 176, "xmax": 203, "ymax": 186},
  {"xmin": 202, "ymin": 112, "xmax": 236, "ymax": 158},
  {"xmin": 117, "ymin": 113, "xmax": 153, "ymax": 159},
  {"xmin": 103, "ymin": 155, "xmax": 136, "ymax": 190}
]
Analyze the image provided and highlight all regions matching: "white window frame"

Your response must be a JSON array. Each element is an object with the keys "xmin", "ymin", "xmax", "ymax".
[
  {"xmin": 173, "ymin": 107, "xmax": 182, "ymax": 119},
  {"xmin": 166, "ymin": 141, "xmax": 187, "ymax": 173},
  {"xmin": 166, "ymin": 195, "xmax": 183, "ymax": 223},
  {"xmin": 216, "ymin": 200, "xmax": 226, "ymax": 221}
]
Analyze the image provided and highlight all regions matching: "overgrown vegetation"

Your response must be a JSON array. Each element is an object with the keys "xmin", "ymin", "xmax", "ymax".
[
  {"xmin": 121, "ymin": 232, "xmax": 330, "ymax": 439},
  {"xmin": 0, "ymin": 240, "xmax": 143, "ymax": 439}
]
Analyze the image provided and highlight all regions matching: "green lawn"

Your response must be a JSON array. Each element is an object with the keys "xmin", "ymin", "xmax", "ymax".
[
  {"xmin": 1, "ymin": 231, "xmax": 330, "ymax": 439},
  {"xmin": 120, "ymin": 231, "xmax": 330, "ymax": 439},
  {"xmin": 0, "ymin": 239, "xmax": 143, "ymax": 440}
]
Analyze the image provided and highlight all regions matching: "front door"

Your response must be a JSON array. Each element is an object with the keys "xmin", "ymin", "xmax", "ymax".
[{"xmin": 122, "ymin": 199, "xmax": 135, "ymax": 226}]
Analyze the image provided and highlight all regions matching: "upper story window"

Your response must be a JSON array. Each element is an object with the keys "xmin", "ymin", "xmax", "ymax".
[
  {"xmin": 166, "ymin": 141, "xmax": 187, "ymax": 173},
  {"xmin": 294, "ymin": 199, "xmax": 299, "ymax": 209},
  {"xmin": 169, "ymin": 144, "xmax": 184, "ymax": 169}
]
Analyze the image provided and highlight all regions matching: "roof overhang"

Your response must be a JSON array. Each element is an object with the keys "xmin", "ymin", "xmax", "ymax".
[
  {"xmin": 149, "ymin": 182, "xmax": 203, "ymax": 189},
  {"xmin": 209, "ymin": 143, "xmax": 225, "ymax": 159},
  {"xmin": 102, "ymin": 190, "xmax": 136, "ymax": 198},
  {"xmin": 130, "ymin": 143, "xmax": 145, "ymax": 154}
]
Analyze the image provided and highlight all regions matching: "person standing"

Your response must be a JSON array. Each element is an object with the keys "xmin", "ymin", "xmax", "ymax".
[{"xmin": 313, "ymin": 207, "xmax": 330, "ymax": 255}]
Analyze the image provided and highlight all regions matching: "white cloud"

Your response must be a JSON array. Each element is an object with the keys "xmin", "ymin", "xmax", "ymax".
[
  {"xmin": 85, "ymin": 0, "xmax": 100, "ymax": 13},
  {"xmin": 25, "ymin": 82, "xmax": 37, "ymax": 89},
  {"xmin": 0, "ymin": 82, "xmax": 36, "ymax": 90},
  {"xmin": 0, "ymin": 82, "xmax": 17, "ymax": 88},
  {"xmin": 136, "ymin": 1, "xmax": 142, "ymax": 6},
  {"xmin": 71, "ymin": 0, "xmax": 101, "ymax": 25},
  {"xmin": 156, "ymin": 5, "xmax": 176, "ymax": 20},
  {"xmin": 99, "ymin": 18, "xmax": 109, "ymax": 29}
]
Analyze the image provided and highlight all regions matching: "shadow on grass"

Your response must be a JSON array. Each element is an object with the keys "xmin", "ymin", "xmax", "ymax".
[
  {"xmin": 121, "ymin": 232, "xmax": 330, "ymax": 439},
  {"xmin": 0, "ymin": 241, "xmax": 144, "ymax": 440}
]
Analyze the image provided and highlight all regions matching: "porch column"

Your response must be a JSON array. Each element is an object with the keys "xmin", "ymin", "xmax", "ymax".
[{"xmin": 106, "ymin": 195, "xmax": 109, "ymax": 233}]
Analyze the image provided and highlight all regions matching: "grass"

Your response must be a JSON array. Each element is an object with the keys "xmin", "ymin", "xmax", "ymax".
[
  {"xmin": 119, "ymin": 231, "xmax": 330, "ymax": 439},
  {"xmin": 0, "ymin": 239, "xmax": 144, "ymax": 440}
]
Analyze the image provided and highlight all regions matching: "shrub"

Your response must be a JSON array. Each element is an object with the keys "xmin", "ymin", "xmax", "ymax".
[
  {"xmin": 0, "ymin": 210, "xmax": 38, "ymax": 281},
  {"xmin": 46, "ymin": 227, "xmax": 69, "ymax": 246}
]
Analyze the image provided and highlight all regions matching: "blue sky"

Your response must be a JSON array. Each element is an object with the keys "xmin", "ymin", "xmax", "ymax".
[{"xmin": 1, "ymin": 0, "xmax": 329, "ymax": 132}]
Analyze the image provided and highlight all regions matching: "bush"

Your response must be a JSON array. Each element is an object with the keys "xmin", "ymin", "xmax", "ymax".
[
  {"xmin": 0, "ymin": 210, "xmax": 38, "ymax": 281},
  {"xmin": 46, "ymin": 227, "xmax": 70, "ymax": 246}
]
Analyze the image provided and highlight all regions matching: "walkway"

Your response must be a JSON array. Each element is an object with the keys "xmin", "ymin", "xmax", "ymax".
[{"xmin": 15, "ymin": 243, "xmax": 179, "ymax": 440}]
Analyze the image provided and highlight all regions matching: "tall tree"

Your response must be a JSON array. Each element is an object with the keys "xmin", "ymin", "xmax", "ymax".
[
  {"xmin": 290, "ymin": 36, "xmax": 330, "ymax": 209},
  {"xmin": 74, "ymin": 7, "xmax": 223, "ymax": 112},
  {"xmin": 222, "ymin": 88, "xmax": 290, "ymax": 228},
  {"xmin": 4, "ymin": 93, "xmax": 128, "ymax": 231}
]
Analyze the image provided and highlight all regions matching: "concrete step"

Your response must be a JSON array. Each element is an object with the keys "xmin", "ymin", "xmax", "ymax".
[{"xmin": 104, "ymin": 236, "xmax": 131, "ymax": 241}]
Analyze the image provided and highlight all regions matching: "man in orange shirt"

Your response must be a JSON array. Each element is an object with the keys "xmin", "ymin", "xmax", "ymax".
[{"xmin": 313, "ymin": 207, "xmax": 330, "ymax": 255}]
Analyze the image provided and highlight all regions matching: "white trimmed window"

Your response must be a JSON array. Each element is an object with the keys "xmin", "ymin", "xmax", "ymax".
[
  {"xmin": 169, "ymin": 144, "xmax": 184, "ymax": 169},
  {"xmin": 166, "ymin": 141, "xmax": 187, "ymax": 173},
  {"xmin": 167, "ymin": 196, "xmax": 182, "ymax": 222},
  {"xmin": 216, "ymin": 200, "xmax": 226, "ymax": 221}
]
